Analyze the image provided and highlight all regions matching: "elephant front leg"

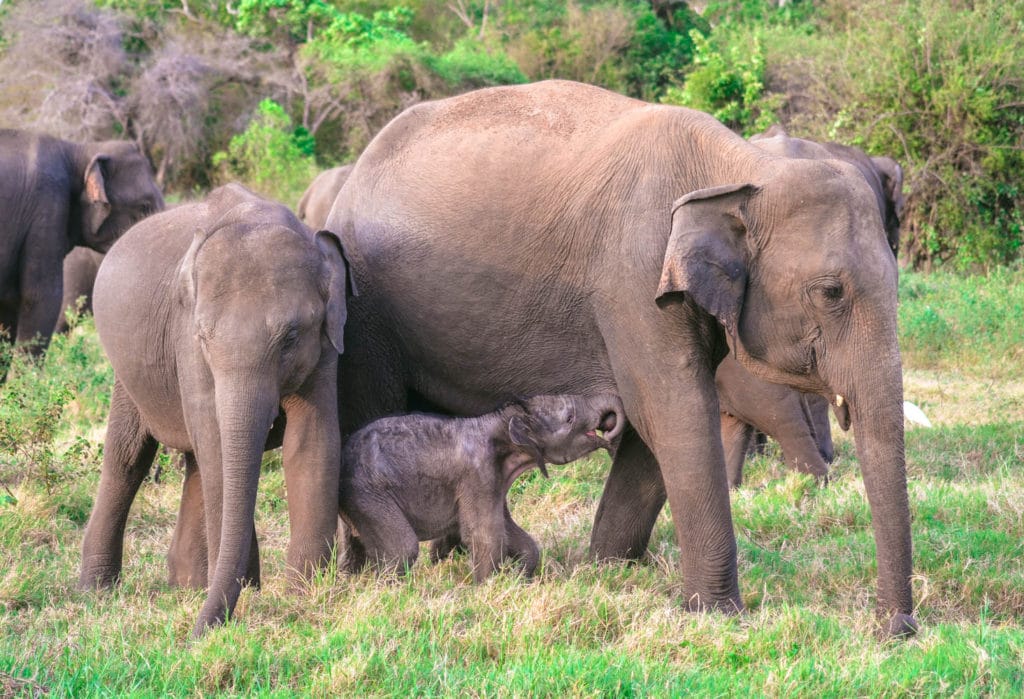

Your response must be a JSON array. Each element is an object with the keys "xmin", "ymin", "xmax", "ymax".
[
  {"xmin": 79, "ymin": 380, "xmax": 158, "ymax": 588},
  {"xmin": 460, "ymin": 501, "xmax": 506, "ymax": 583},
  {"xmin": 280, "ymin": 360, "xmax": 341, "ymax": 587},
  {"xmin": 168, "ymin": 453, "xmax": 208, "ymax": 589},
  {"xmin": 590, "ymin": 425, "xmax": 666, "ymax": 561}
]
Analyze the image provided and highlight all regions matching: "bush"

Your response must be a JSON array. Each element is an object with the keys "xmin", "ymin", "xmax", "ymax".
[
  {"xmin": 760, "ymin": 0, "xmax": 1024, "ymax": 270},
  {"xmin": 660, "ymin": 26, "xmax": 782, "ymax": 136},
  {"xmin": 212, "ymin": 99, "xmax": 319, "ymax": 205}
]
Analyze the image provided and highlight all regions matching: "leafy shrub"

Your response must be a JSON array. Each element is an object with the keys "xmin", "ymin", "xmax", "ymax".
[
  {"xmin": 660, "ymin": 27, "xmax": 782, "ymax": 135},
  {"xmin": 428, "ymin": 38, "xmax": 527, "ymax": 88},
  {"xmin": 762, "ymin": 0, "xmax": 1024, "ymax": 269},
  {"xmin": 212, "ymin": 99, "xmax": 319, "ymax": 205}
]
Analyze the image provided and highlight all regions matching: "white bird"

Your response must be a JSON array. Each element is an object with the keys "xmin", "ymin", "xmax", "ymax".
[{"xmin": 903, "ymin": 401, "xmax": 933, "ymax": 428}]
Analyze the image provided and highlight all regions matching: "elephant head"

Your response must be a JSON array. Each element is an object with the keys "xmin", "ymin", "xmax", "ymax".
[
  {"xmin": 177, "ymin": 186, "xmax": 354, "ymax": 635},
  {"xmin": 508, "ymin": 393, "xmax": 625, "ymax": 476},
  {"xmin": 75, "ymin": 140, "xmax": 164, "ymax": 253},
  {"xmin": 657, "ymin": 157, "xmax": 915, "ymax": 635}
]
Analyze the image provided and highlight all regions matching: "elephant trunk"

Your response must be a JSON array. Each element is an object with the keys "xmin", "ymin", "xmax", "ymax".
[
  {"xmin": 192, "ymin": 381, "xmax": 277, "ymax": 638},
  {"xmin": 843, "ymin": 344, "xmax": 917, "ymax": 636}
]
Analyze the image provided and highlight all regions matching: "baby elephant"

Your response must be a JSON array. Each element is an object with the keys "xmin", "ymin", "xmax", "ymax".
[{"xmin": 339, "ymin": 393, "xmax": 625, "ymax": 581}]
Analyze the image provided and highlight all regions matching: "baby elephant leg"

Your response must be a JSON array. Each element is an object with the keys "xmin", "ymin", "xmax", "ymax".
[
  {"xmin": 429, "ymin": 530, "xmax": 467, "ymax": 563},
  {"xmin": 343, "ymin": 497, "xmax": 419, "ymax": 576},
  {"xmin": 339, "ymin": 517, "xmax": 368, "ymax": 574},
  {"xmin": 459, "ymin": 501, "xmax": 506, "ymax": 583},
  {"xmin": 501, "ymin": 501, "xmax": 540, "ymax": 577}
]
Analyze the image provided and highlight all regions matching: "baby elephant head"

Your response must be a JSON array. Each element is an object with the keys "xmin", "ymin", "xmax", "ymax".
[{"xmin": 508, "ymin": 393, "xmax": 625, "ymax": 469}]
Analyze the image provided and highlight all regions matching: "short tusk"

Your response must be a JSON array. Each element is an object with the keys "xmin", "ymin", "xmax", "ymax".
[{"xmin": 835, "ymin": 394, "xmax": 845, "ymax": 407}]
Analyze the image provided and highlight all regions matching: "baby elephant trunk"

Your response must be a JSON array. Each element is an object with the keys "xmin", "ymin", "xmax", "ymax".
[{"xmin": 587, "ymin": 393, "xmax": 626, "ymax": 446}]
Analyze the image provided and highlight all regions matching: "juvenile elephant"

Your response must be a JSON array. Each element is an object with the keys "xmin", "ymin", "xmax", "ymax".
[
  {"xmin": 328, "ymin": 80, "xmax": 916, "ymax": 635},
  {"xmin": 717, "ymin": 126, "xmax": 906, "ymax": 487},
  {"xmin": 340, "ymin": 393, "xmax": 624, "ymax": 580},
  {"xmin": 297, "ymin": 165, "xmax": 354, "ymax": 230},
  {"xmin": 78, "ymin": 184, "xmax": 354, "ymax": 638},
  {"xmin": 0, "ymin": 131, "xmax": 163, "ymax": 353},
  {"xmin": 53, "ymin": 247, "xmax": 104, "ymax": 334}
]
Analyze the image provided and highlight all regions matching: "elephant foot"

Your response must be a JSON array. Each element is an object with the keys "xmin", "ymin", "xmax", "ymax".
[
  {"xmin": 683, "ymin": 591, "xmax": 744, "ymax": 615},
  {"xmin": 78, "ymin": 557, "xmax": 121, "ymax": 590},
  {"xmin": 882, "ymin": 611, "xmax": 918, "ymax": 639}
]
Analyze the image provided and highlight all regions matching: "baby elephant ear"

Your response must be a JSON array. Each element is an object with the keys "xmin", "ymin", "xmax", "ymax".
[
  {"xmin": 508, "ymin": 415, "xmax": 545, "ymax": 470},
  {"xmin": 657, "ymin": 183, "xmax": 757, "ymax": 337},
  {"xmin": 316, "ymin": 230, "xmax": 357, "ymax": 354}
]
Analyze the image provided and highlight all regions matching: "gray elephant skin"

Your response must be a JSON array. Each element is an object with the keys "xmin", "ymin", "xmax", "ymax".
[
  {"xmin": 327, "ymin": 80, "xmax": 916, "ymax": 636},
  {"xmin": 297, "ymin": 165, "xmax": 354, "ymax": 230},
  {"xmin": 78, "ymin": 184, "xmax": 354, "ymax": 638},
  {"xmin": 717, "ymin": 126, "xmax": 905, "ymax": 487},
  {"xmin": 0, "ymin": 131, "xmax": 163, "ymax": 353},
  {"xmin": 340, "ymin": 393, "xmax": 624, "ymax": 580},
  {"xmin": 54, "ymin": 247, "xmax": 105, "ymax": 334}
]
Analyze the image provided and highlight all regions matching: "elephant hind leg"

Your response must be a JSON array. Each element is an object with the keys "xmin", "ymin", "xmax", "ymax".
[
  {"xmin": 429, "ymin": 530, "xmax": 466, "ymax": 564},
  {"xmin": 502, "ymin": 502, "xmax": 540, "ymax": 577},
  {"xmin": 590, "ymin": 425, "xmax": 666, "ymax": 562},
  {"xmin": 79, "ymin": 379, "xmax": 158, "ymax": 589}
]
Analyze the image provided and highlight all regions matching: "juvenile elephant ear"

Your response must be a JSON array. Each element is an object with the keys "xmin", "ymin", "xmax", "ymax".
[
  {"xmin": 657, "ymin": 183, "xmax": 758, "ymax": 337},
  {"xmin": 316, "ymin": 230, "xmax": 357, "ymax": 354},
  {"xmin": 81, "ymin": 155, "xmax": 113, "ymax": 242},
  {"xmin": 508, "ymin": 415, "xmax": 546, "ymax": 473},
  {"xmin": 870, "ymin": 156, "xmax": 905, "ymax": 255}
]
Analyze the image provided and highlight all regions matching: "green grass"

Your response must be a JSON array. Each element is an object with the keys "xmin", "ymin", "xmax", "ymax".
[{"xmin": 2, "ymin": 287, "xmax": 1024, "ymax": 696}]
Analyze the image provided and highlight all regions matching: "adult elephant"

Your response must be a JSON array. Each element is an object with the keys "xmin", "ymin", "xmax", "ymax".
[
  {"xmin": 718, "ymin": 127, "xmax": 906, "ymax": 486},
  {"xmin": 297, "ymin": 165, "xmax": 354, "ymax": 230},
  {"xmin": 0, "ymin": 131, "xmax": 163, "ymax": 352},
  {"xmin": 328, "ymin": 80, "xmax": 915, "ymax": 636},
  {"xmin": 79, "ymin": 184, "xmax": 354, "ymax": 638}
]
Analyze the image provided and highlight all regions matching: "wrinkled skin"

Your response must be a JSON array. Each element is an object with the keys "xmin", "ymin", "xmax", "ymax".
[
  {"xmin": 297, "ymin": 165, "xmax": 354, "ymax": 230},
  {"xmin": 716, "ymin": 354, "xmax": 831, "ymax": 487},
  {"xmin": 54, "ymin": 247, "xmax": 104, "ymax": 334},
  {"xmin": 328, "ymin": 81, "xmax": 916, "ymax": 636},
  {"xmin": 78, "ymin": 184, "xmax": 354, "ymax": 639},
  {"xmin": 717, "ymin": 126, "xmax": 905, "ymax": 487},
  {"xmin": 340, "ymin": 394, "xmax": 624, "ymax": 580},
  {"xmin": 0, "ymin": 131, "xmax": 163, "ymax": 354}
]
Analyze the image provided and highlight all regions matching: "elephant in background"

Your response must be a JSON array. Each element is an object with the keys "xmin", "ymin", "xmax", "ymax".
[
  {"xmin": 0, "ymin": 131, "xmax": 163, "ymax": 354},
  {"xmin": 79, "ymin": 184, "xmax": 355, "ymax": 638},
  {"xmin": 717, "ymin": 126, "xmax": 905, "ymax": 487},
  {"xmin": 53, "ymin": 247, "xmax": 104, "ymax": 334},
  {"xmin": 328, "ymin": 80, "xmax": 916, "ymax": 636},
  {"xmin": 297, "ymin": 165, "xmax": 354, "ymax": 230}
]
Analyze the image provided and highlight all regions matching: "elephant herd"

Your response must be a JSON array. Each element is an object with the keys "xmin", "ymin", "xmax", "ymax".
[{"xmin": 0, "ymin": 80, "xmax": 915, "ymax": 640}]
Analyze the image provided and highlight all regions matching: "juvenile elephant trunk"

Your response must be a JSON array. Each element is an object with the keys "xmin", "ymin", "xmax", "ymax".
[
  {"xmin": 192, "ymin": 383, "xmax": 277, "ymax": 638},
  {"xmin": 844, "ymin": 350, "xmax": 917, "ymax": 636}
]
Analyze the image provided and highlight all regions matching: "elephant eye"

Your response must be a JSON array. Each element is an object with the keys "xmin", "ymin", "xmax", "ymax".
[{"xmin": 811, "ymin": 279, "xmax": 845, "ymax": 307}]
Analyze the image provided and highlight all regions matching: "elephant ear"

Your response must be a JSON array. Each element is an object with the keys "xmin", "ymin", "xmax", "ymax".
[
  {"xmin": 81, "ymin": 155, "xmax": 113, "ymax": 242},
  {"xmin": 177, "ymin": 228, "xmax": 214, "ymax": 309},
  {"xmin": 657, "ymin": 183, "xmax": 758, "ymax": 337},
  {"xmin": 870, "ymin": 156, "xmax": 905, "ymax": 254},
  {"xmin": 507, "ymin": 415, "xmax": 546, "ymax": 476},
  {"xmin": 316, "ymin": 230, "xmax": 358, "ymax": 354}
]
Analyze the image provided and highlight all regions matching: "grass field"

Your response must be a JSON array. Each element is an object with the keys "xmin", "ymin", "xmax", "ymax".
[{"xmin": 1, "ymin": 270, "xmax": 1022, "ymax": 696}]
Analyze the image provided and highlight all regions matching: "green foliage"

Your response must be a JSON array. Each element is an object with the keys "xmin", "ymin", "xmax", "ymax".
[
  {"xmin": 898, "ymin": 267, "xmax": 1024, "ymax": 375},
  {"xmin": 660, "ymin": 27, "xmax": 782, "ymax": 135},
  {"xmin": 212, "ymin": 99, "xmax": 319, "ymax": 204},
  {"xmin": 428, "ymin": 38, "xmax": 527, "ymax": 88},
  {"xmin": 622, "ymin": 3, "xmax": 708, "ymax": 100}
]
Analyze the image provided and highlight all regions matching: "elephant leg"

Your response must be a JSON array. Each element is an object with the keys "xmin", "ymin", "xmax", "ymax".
[
  {"xmin": 460, "ymin": 503, "xmax": 506, "ymax": 583},
  {"xmin": 79, "ymin": 379, "xmax": 158, "ymax": 588},
  {"xmin": 15, "ymin": 219, "xmax": 67, "ymax": 355},
  {"xmin": 340, "ymin": 518, "xmax": 368, "ymax": 574},
  {"xmin": 350, "ymin": 503, "xmax": 419, "ymax": 576},
  {"xmin": 429, "ymin": 531, "xmax": 466, "ymax": 563},
  {"xmin": 280, "ymin": 360, "xmax": 340, "ymax": 588},
  {"xmin": 590, "ymin": 424, "xmax": 666, "ymax": 561},
  {"xmin": 721, "ymin": 412, "xmax": 755, "ymax": 488},
  {"xmin": 502, "ymin": 502, "xmax": 540, "ymax": 577},
  {"xmin": 804, "ymin": 393, "xmax": 835, "ymax": 463},
  {"xmin": 168, "ymin": 452, "xmax": 208, "ymax": 589}
]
